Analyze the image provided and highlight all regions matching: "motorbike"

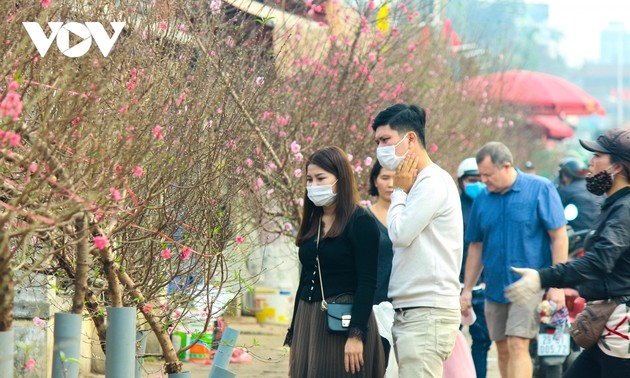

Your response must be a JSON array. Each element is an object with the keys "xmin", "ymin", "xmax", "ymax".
[{"xmin": 530, "ymin": 205, "xmax": 588, "ymax": 378}]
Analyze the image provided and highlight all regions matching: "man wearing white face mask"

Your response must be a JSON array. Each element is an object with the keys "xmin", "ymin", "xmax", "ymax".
[{"xmin": 372, "ymin": 103, "xmax": 463, "ymax": 378}]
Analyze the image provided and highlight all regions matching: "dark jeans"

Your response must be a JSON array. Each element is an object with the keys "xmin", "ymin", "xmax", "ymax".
[
  {"xmin": 381, "ymin": 336, "xmax": 391, "ymax": 368},
  {"xmin": 563, "ymin": 345, "xmax": 630, "ymax": 378},
  {"xmin": 469, "ymin": 290, "xmax": 491, "ymax": 378}
]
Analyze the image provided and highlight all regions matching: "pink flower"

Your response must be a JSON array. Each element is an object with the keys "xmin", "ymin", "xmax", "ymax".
[
  {"xmin": 161, "ymin": 249, "xmax": 172, "ymax": 259},
  {"xmin": 109, "ymin": 187, "xmax": 121, "ymax": 202},
  {"xmin": 0, "ymin": 91, "xmax": 23, "ymax": 121},
  {"xmin": 179, "ymin": 24, "xmax": 187, "ymax": 31},
  {"xmin": 25, "ymin": 357, "xmax": 35, "ymax": 372},
  {"xmin": 152, "ymin": 125, "xmax": 164, "ymax": 140},
  {"xmin": 347, "ymin": 153, "xmax": 353, "ymax": 161},
  {"xmin": 290, "ymin": 141, "xmax": 301, "ymax": 154},
  {"xmin": 9, "ymin": 132, "xmax": 21, "ymax": 146},
  {"xmin": 94, "ymin": 235, "xmax": 109, "ymax": 250},
  {"xmin": 255, "ymin": 177, "xmax": 264, "ymax": 190},
  {"xmin": 8, "ymin": 81, "xmax": 18, "ymax": 91},
  {"xmin": 71, "ymin": 116, "xmax": 81, "ymax": 125},
  {"xmin": 235, "ymin": 235, "xmax": 244, "ymax": 245},
  {"xmin": 142, "ymin": 303, "xmax": 153, "ymax": 314},
  {"xmin": 429, "ymin": 143, "xmax": 438, "ymax": 153},
  {"xmin": 180, "ymin": 247, "xmax": 192, "ymax": 260},
  {"xmin": 132, "ymin": 166, "xmax": 144, "ymax": 177},
  {"xmin": 40, "ymin": 0, "xmax": 51, "ymax": 8},
  {"xmin": 118, "ymin": 104, "xmax": 129, "ymax": 115},
  {"xmin": 29, "ymin": 163, "xmax": 38, "ymax": 173},
  {"xmin": 255, "ymin": 76, "xmax": 265, "ymax": 86},
  {"xmin": 364, "ymin": 157, "xmax": 373, "ymax": 166},
  {"xmin": 268, "ymin": 161, "xmax": 277, "ymax": 171},
  {"xmin": 159, "ymin": 22, "xmax": 167, "ymax": 31},
  {"xmin": 284, "ymin": 223, "xmax": 293, "ymax": 231},
  {"xmin": 172, "ymin": 309, "xmax": 181, "ymax": 320},
  {"xmin": 33, "ymin": 317, "xmax": 46, "ymax": 327},
  {"xmin": 244, "ymin": 158, "xmax": 254, "ymax": 168},
  {"xmin": 293, "ymin": 169, "xmax": 302, "ymax": 178},
  {"xmin": 166, "ymin": 326, "xmax": 174, "ymax": 335},
  {"xmin": 210, "ymin": 0, "xmax": 222, "ymax": 14},
  {"xmin": 226, "ymin": 36, "xmax": 235, "ymax": 47}
]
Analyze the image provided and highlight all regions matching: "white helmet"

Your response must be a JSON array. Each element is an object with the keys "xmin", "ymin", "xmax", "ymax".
[{"xmin": 457, "ymin": 157, "xmax": 479, "ymax": 179}]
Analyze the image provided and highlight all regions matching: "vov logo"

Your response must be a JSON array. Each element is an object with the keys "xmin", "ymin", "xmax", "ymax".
[{"xmin": 23, "ymin": 22, "xmax": 126, "ymax": 58}]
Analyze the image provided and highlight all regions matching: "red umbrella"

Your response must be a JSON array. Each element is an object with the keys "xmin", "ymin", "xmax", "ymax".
[
  {"xmin": 527, "ymin": 115, "xmax": 574, "ymax": 140},
  {"xmin": 464, "ymin": 70, "xmax": 606, "ymax": 116}
]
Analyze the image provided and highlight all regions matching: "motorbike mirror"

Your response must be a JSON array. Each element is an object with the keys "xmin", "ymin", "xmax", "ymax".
[{"xmin": 564, "ymin": 204, "xmax": 578, "ymax": 221}]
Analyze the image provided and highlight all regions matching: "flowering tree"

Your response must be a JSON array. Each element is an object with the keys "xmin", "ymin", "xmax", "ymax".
[{"xmin": 1, "ymin": 0, "xmax": 277, "ymax": 374}]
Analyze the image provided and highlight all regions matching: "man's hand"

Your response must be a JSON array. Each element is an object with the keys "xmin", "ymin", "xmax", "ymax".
[
  {"xmin": 344, "ymin": 337, "xmax": 364, "ymax": 374},
  {"xmin": 460, "ymin": 289, "xmax": 473, "ymax": 316},
  {"xmin": 546, "ymin": 288, "xmax": 566, "ymax": 310},
  {"xmin": 505, "ymin": 267, "xmax": 541, "ymax": 306},
  {"xmin": 393, "ymin": 153, "xmax": 419, "ymax": 193}
]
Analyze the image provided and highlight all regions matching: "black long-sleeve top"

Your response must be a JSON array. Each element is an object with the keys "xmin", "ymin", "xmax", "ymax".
[
  {"xmin": 539, "ymin": 186, "xmax": 630, "ymax": 301},
  {"xmin": 289, "ymin": 206, "xmax": 379, "ymax": 336}
]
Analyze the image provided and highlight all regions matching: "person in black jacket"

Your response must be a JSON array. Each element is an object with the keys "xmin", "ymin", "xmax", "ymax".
[
  {"xmin": 284, "ymin": 146, "xmax": 385, "ymax": 377},
  {"xmin": 557, "ymin": 157, "xmax": 602, "ymax": 231},
  {"xmin": 507, "ymin": 128, "xmax": 630, "ymax": 378}
]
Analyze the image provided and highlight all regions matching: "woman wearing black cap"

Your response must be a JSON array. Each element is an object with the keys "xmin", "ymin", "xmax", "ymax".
[{"xmin": 506, "ymin": 128, "xmax": 630, "ymax": 377}]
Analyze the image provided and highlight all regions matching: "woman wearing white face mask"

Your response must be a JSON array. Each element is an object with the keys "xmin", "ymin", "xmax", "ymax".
[
  {"xmin": 285, "ymin": 146, "xmax": 385, "ymax": 377},
  {"xmin": 507, "ymin": 128, "xmax": 630, "ymax": 378}
]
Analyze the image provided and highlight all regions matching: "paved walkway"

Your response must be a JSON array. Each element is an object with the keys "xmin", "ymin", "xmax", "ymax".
[{"xmin": 137, "ymin": 316, "xmax": 501, "ymax": 377}]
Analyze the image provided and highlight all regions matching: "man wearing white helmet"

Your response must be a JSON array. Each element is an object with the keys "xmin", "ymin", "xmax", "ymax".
[{"xmin": 457, "ymin": 158, "xmax": 492, "ymax": 378}]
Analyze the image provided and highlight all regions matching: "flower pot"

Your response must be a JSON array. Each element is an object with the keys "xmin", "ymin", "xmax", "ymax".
[
  {"xmin": 106, "ymin": 307, "xmax": 136, "ymax": 377},
  {"xmin": 52, "ymin": 312, "xmax": 82, "ymax": 378},
  {"xmin": 0, "ymin": 330, "xmax": 14, "ymax": 378}
]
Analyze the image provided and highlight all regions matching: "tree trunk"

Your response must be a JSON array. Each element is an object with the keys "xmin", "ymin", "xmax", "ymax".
[
  {"xmin": 0, "ymin": 240, "xmax": 13, "ymax": 332},
  {"xmin": 99, "ymin": 244, "xmax": 123, "ymax": 308},
  {"xmin": 72, "ymin": 214, "xmax": 91, "ymax": 314},
  {"xmin": 116, "ymin": 266, "xmax": 183, "ymax": 374}
]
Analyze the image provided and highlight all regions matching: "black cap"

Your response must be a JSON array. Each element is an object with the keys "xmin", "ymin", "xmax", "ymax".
[{"xmin": 580, "ymin": 128, "xmax": 630, "ymax": 162}]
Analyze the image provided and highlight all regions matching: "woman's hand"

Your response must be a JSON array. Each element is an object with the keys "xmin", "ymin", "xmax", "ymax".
[{"xmin": 344, "ymin": 336, "xmax": 364, "ymax": 374}]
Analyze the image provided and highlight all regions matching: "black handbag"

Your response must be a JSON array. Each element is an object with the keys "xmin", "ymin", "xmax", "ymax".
[{"xmin": 315, "ymin": 217, "xmax": 353, "ymax": 333}]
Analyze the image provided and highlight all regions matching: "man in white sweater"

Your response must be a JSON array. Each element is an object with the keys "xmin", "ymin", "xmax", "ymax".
[{"xmin": 372, "ymin": 104, "xmax": 463, "ymax": 378}]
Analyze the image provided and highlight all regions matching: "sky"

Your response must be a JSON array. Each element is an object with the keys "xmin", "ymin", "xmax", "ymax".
[{"xmin": 536, "ymin": 0, "xmax": 628, "ymax": 67}]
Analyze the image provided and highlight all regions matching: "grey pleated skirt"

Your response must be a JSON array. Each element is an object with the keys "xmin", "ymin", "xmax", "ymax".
[{"xmin": 289, "ymin": 295, "xmax": 385, "ymax": 378}]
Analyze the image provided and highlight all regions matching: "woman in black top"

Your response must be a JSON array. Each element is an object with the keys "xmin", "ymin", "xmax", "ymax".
[
  {"xmin": 507, "ymin": 128, "xmax": 630, "ymax": 377},
  {"xmin": 285, "ymin": 146, "xmax": 385, "ymax": 377}
]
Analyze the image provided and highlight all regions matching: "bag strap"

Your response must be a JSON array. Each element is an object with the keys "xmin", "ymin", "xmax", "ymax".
[{"xmin": 315, "ymin": 217, "xmax": 328, "ymax": 311}]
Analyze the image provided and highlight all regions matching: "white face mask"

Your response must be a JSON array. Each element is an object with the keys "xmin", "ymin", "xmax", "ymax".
[
  {"xmin": 376, "ymin": 133, "xmax": 409, "ymax": 170},
  {"xmin": 307, "ymin": 180, "xmax": 338, "ymax": 207}
]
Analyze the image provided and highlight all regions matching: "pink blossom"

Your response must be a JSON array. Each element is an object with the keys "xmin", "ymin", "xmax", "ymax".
[
  {"xmin": 9, "ymin": 132, "xmax": 21, "ymax": 146},
  {"xmin": 172, "ymin": 310, "xmax": 181, "ymax": 320},
  {"xmin": 8, "ymin": 81, "xmax": 18, "ymax": 91},
  {"xmin": 180, "ymin": 247, "xmax": 192, "ymax": 260},
  {"xmin": 142, "ymin": 303, "xmax": 153, "ymax": 314},
  {"xmin": 364, "ymin": 157, "xmax": 373, "ymax": 166},
  {"xmin": 159, "ymin": 22, "xmax": 167, "ymax": 31},
  {"xmin": 267, "ymin": 161, "xmax": 277, "ymax": 171},
  {"xmin": 255, "ymin": 177, "xmax": 264, "ymax": 190},
  {"xmin": 33, "ymin": 317, "xmax": 46, "ymax": 327},
  {"xmin": 166, "ymin": 326, "xmax": 174, "ymax": 336},
  {"xmin": 0, "ymin": 91, "xmax": 23, "ymax": 121},
  {"xmin": 226, "ymin": 36, "xmax": 235, "ymax": 47},
  {"xmin": 347, "ymin": 153, "xmax": 353, "ymax": 161},
  {"xmin": 429, "ymin": 143, "xmax": 438, "ymax": 153},
  {"xmin": 25, "ymin": 357, "xmax": 35, "ymax": 371},
  {"xmin": 29, "ymin": 163, "xmax": 38, "ymax": 173},
  {"xmin": 244, "ymin": 158, "xmax": 254, "ymax": 168},
  {"xmin": 179, "ymin": 24, "xmax": 187, "ymax": 31},
  {"xmin": 235, "ymin": 166, "xmax": 245, "ymax": 175},
  {"xmin": 255, "ymin": 77, "xmax": 265, "ymax": 86},
  {"xmin": 210, "ymin": 0, "xmax": 222, "ymax": 14},
  {"xmin": 235, "ymin": 235, "xmax": 244, "ymax": 245},
  {"xmin": 161, "ymin": 249, "xmax": 172, "ymax": 259},
  {"xmin": 284, "ymin": 223, "xmax": 293, "ymax": 231},
  {"xmin": 294, "ymin": 169, "xmax": 302, "ymax": 178},
  {"xmin": 290, "ymin": 141, "xmax": 301, "ymax": 154},
  {"xmin": 132, "ymin": 166, "xmax": 144, "ymax": 177},
  {"xmin": 293, "ymin": 152, "xmax": 303, "ymax": 162},
  {"xmin": 94, "ymin": 235, "xmax": 109, "ymax": 250},
  {"xmin": 71, "ymin": 116, "xmax": 81, "ymax": 125},
  {"xmin": 354, "ymin": 166, "xmax": 363, "ymax": 173},
  {"xmin": 109, "ymin": 187, "xmax": 121, "ymax": 202},
  {"xmin": 40, "ymin": 0, "xmax": 51, "ymax": 8},
  {"xmin": 152, "ymin": 125, "xmax": 164, "ymax": 140}
]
